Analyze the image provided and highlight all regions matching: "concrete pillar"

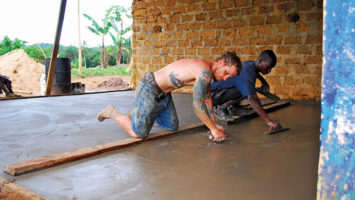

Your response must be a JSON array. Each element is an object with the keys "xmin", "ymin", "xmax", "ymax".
[{"xmin": 317, "ymin": 0, "xmax": 355, "ymax": 199}]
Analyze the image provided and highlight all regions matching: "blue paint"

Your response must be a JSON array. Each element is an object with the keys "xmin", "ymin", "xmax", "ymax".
[{"xmin": 318, "ymin": 0, "xmax": 355, "ymax": 199}]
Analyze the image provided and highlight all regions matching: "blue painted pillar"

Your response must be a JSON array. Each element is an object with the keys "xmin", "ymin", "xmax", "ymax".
[{"xmin": 317, "ymin": 0, "xmax": 355, "ymax": 199}]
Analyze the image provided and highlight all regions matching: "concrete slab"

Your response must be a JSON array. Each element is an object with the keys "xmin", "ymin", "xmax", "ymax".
[
  {"xmin": 0, "ymin": 91, "xmax": 200, "ymax": 178},
  {"xmin": 8, "ymin": 102, "xmax": 320, "ymax": 200}
]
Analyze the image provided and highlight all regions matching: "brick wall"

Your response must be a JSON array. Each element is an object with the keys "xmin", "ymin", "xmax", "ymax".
[{"xmin": 131, "ymin": 0, "xmax": 323, "ymax": 101}]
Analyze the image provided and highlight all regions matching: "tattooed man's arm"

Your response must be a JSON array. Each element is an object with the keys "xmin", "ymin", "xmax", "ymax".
[{"xmin": 193, "ymin": 70, "xmax": 225, "ymax": 140}]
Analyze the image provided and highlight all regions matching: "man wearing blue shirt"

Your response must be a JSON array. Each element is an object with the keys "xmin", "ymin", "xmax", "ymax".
[{"xmin": 211, "ymin": 50, "xmax": 281, "ymax": 130}]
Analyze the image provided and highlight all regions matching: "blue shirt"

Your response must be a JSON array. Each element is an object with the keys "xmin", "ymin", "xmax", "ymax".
[{"xmin": 211, "ymin": 60, "xmax": 257, "ymax": 98}]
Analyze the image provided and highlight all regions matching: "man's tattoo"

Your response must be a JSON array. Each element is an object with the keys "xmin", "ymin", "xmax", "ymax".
[
  {"xmin": 169, "ymin": 72, "xmax": 184, "ymax": 88},
  {"xmin": 193, "ymin": 70, "xmax": 212, "ymax": 113}
]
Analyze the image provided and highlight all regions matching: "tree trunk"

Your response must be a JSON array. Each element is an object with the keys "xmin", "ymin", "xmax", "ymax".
[
  {"xmin": 77, "ymin": 0, "xmax": 82, "ymax": 75},
  {"xmin": 101, "ymin": 37, "xmax": 105, "ymax": 68}
]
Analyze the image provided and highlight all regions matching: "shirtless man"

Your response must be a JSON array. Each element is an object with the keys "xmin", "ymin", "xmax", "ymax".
[{"xmin": 98, "ymin": 52, "xmax": 242, "ymax": 142}]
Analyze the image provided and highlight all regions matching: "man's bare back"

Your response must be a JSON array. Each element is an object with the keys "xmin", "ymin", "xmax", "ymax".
[{"xmin": 154, "ymin": 59, "xmax": 212, "ymax": 94}]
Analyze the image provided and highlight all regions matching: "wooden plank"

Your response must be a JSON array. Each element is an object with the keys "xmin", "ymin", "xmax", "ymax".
[
  {"xmin": 3, "ymin": 101, "xmax": 289, "ymax": 176},
  {"xmin": 0, "ymin": 177, "xmax": 45, "ymax": 200}
]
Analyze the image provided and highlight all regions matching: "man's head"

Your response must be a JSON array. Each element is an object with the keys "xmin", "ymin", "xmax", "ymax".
[
  {"xmin": 213, "ymin": 52, "xmax": 242, "ymax": 81},
  {"xmin": 256, "ymin": 50, "xmax": 277, "ymax": 75}
]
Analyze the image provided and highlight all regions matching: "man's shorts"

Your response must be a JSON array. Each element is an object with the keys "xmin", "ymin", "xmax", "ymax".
[{"xmin": 130, "ymin": 73, "xmax": 179, "ymax": 138}]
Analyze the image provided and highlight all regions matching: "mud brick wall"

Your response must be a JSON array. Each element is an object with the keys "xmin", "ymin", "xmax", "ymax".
[{"xmin": 131, "ymin": 0, "xmax": 323, "ymax": 101}]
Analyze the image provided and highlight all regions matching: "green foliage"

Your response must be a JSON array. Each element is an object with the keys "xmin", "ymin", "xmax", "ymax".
[
  {"xmin": 0, "ymin": 36, "xmax": 26, "ymax": 56},
  {"xmin": 71, "ymin": 65, "xmax": 132, "ymax": 77}
]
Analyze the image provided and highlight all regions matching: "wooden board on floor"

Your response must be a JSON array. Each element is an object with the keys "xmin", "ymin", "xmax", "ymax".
[{"xmin": 3, "ymin": 101, "xmax": 290, "ymax": 176}]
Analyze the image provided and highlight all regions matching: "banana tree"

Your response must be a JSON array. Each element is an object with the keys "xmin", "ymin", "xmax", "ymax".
[
  {"xmin": 107, "ymin": 5, "xmax": 131, "ymax": 66},
  {"xmin": 83, "ymin": 12, "xmax": 112, "ymax": 68}
]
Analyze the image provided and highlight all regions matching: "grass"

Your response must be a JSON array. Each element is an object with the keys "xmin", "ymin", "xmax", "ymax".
[{"xmin": 71, "ymin": 65, "xmax": 132, "ymax": 78}]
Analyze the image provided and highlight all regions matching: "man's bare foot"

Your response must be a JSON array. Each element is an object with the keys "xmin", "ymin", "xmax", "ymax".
[{"xmin": 97, "ymin": 105, "xmax": 115, "ymax": 122}]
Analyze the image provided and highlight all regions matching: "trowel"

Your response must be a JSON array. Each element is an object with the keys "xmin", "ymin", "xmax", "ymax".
[{"xmin": 264, "ymin": 127, "xmax": 290, "ymax": 134}]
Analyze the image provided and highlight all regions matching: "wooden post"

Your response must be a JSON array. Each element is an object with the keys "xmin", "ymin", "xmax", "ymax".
[
  {"xmin": 77, "ymin": 0, "xmax": 82, "ymax": 77},
  {"xmin": 45, "ymin": 0, "xmax": 67, "ymax": 96}
]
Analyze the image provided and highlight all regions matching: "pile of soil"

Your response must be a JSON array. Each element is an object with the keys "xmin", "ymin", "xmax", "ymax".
[
  {"xmin": 95, "ymin": 77, "xmax": 129, "ymax": 91},
  {"xmin": 0, "ymin": 49, "xmax": 44, "ymax": 96}
]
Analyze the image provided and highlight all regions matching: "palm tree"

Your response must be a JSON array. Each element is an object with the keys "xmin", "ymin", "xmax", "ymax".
[
  {"xmin": 107, "ymin": 5, "xmax": 131, "ymax": 66},
  {"xmin": 83, "ymin": 12, "xmax": 112, "ymax": 68}
]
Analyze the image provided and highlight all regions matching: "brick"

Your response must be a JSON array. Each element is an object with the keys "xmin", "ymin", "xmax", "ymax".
[
  {"xmin": 177, "ymin": 24, "xmax": 189, "ymax": 31},
  {"xmin": 316, "ymin": 45, "xmax": 322, "ymax": 55},
  {"xmin": 150, "ymin": 48, "xmax": 161, "ymax": 56},
  {"xmin": 285, "ymin": 36, "xmax": 302, "ymax": 44},
  {"xmin": 266, "ymin": 36, "xmax": 283, "ymax": 44},
  {"xmin": 241, "ymin": 47, "xmax": 257, "ymax": 55},
  {"xmin": 165, "ymin": 24, "xmax": 176, "ymax": 31},
  {"xmin": 204, "ymin": 21, "xmax": 217, "ymax": 29},
  {"xmin": 209, "ymin": 12, "xmax": 223, "ymax": 20},
  {"xmin": 284, "ymin": 76, "xmax": 302, "ymax": 86},
  {"xmin": 224, "ymin": 28, "xmax": 237, "ymax": 37},
  {"xmin": 152, "ymin": 57, "xmax": 163, "ymax": 64},
  {"xmin": 234, "ymin": 19, "xmax": 247, "ymax": 27},
  {"xmin": 274, "ymin": 66, "xmax": 289, "ymax": 75},
  {"xmin": 250, "ymin": 37, "xmax": 265, "ymax": 45},
  {"xmin": 219, "ymin": 0, "xmax": 234, "ymax": 9},
  {"xmin": 217, "ymin": 21, "xmax": 233, "ymax": 28},
  {"xmin": 144, "ymin": 41, "xmax": 154, "ymax": 47},
  {"xmin": 198, "ymin": 48, "xmax": 211, "ymax": 55},
  {"xmin": 259, "ymin": 5, "xmax": 273, "ymax": 14},
  {"xmin": 225, "ymin": 9, "xmax": 240, "ymax": 17},
  {"xmin": 182, "ymin": 15, "xmax": 194, "ymax": 22},
  {"xmin": 155, "ymin": 41, "xmax": 166, "ymax": 48},
  {"xmin": 178, "ymin": 40, "xmax": 189, "ymax": 47},
  {"xmin": 306, "ymin": 13, "xmax": 322, "ymax": 21},
  {"xmin": 242, "ymin": 7, "xmax": 255, "ymax": 15},
  {"xmin": 306, "ymin": 35, "xmax": 322, "ymax": 44},
  {"xmin": 170, "ymin": 15, "xmax": 180, "ymax": 23},
  {"xmin": 167, "ymin": 0, "xmax": 176, "ymax": 6},
  {"xmin": 186, "ymin": 48, "xmax": 196, "ymax": 55},
  {"xmin": 218, "ymin": 39, "xmax": 232, "ymax": 46},
  {"xmin": 257, "ymin": 26, "xmax": 270, "ymax": 35},
  {"xmin": 297, "ymin": 24, "xmax": 311, "ymax": 32},
  {"xmin": 139, "ymin": 49, "xmax": 149, "ymax": 55},
  {"xmin": 236, "ymin": 0, "xmax": 250, "ymax": 7},
  {"xmin": 174, "ymin": 32, "xmax": 183, "ymax": 39},
  {"xmin": 135, "ymin": 17, "xmax": 146, "ymax": 23},
  {"xmin": 253, "ymin": 0, "xmax": 269, "ymax": 6},
  {"xmin": 191, "ymin": 40, "xmax": 203, "ymax": 47},
  {"xmin": 297, "ymin": 45, "xmax": 312, "ymax": 54},
  {"xmin": 162, "ymin": 33, "xmax": 172, "ymax": 39},
  {"xmin": 266, "ymin": 15, "xmax": 282, "ymax": 24},
  {"xmin": 196, "ymin": 13, "xmax": 207, "ymax": 21},
  {"xmin": 154, "ymin": 0, "xmax": 165, "ymax": 7},
  {"xmin": 277, "ymin": 46, "xmax": 291, "ymax": 54},
  {"xmin": 212, "ymin": 48, "xmax": 225, "ymax": 55},
  {"xmin": 250, "ymin": 16, "xmax": 265, "ymax": 25},
  {"xmin": 205, "ymin": 2, "xmax": 216, "ymax": 10},
  {"xmin": 187, "ymin": 32, "xmax": 200, "ymax": 39},
  {"xmin": 189, "ymin": 23, "xmax": 202, "ymax": 30},
  {"xmin": 239, "ymin": 28, "xmax": 254, "ymax": 37},
  {"xmin": 166, "ymin": 41, "xmax": 177, "ymax": 47},
  {"xmin": 173, "ymin": 49, "xmax": 184, "ymax": 55},
  {"xmin": 298, "ymin": 0, "xmax": 315, "ymax": 11},
  {"xmin": 285, "ymin": 57, "xmax": 301, "ymax": 64},
  {"xmin": 174, "ymin": 6, "xmax": 185, "ymax": 14},
  {"xmin": 132, "ymin": 26, "xmax": 140, "ymax": 32},
  {"xmin": 278, "ymin": 25, "xmax": 288, "ymax": 33},
  {"xmin": 161, "ymin": 7, "xmax": 172, "ymax": 15},
  {"xmin": 205, "ymin": 39, "xmax": 218, "ymax": 46},
  {"xmin": 265, "ymin": 75, "xmax": 281, "ymax": 85},
  {"xmin": 202, "ymin": 31, "xmax": 216, "ymax": 38},
  {"xmin": 187, "ymin": 4, "xmax": 200, "ymax": 12},
  {"xmin": 157, "ymin": 16, "xmax": 167, "ymax": 24},
  {"xmin": 233, "ymin": 37, "xmax": 249, "ymax": 46},
  {"xmin": 143, "ymin": 57, "xmax": 151, "ymax": 64},
  {"xmin": 277, "ymin": 2, "xmax": 295, "ymax": 12},
  {"xmin": 294, "ymin": 65, "xmax": 310, "ymax": 74},
  {"xmin": 305, "ymin": 56, "xmax": 322, "ymax": 64},
  {"xmin": 163, "ymin": 48, "xmax": 172, "ymax": 55},
  {"xmin": 133, "ymin": 9, "xmax": 146, "ymax": 17},
  {"xmin": 304, "ymin": 77, "xmax": 321, "ymax": 86},
  {"xmin": 137, "ymin": 33, "xmax": 147, "ymax": 40}
]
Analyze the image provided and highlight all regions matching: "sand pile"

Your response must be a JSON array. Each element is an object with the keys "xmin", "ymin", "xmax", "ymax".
[
  {"xmin": 0, "ymin": 49, "xmax": 45, "ymax": 95},
  {"xmin": 96, "ymin": 77, "xmax": 129, "ymax": 91}
]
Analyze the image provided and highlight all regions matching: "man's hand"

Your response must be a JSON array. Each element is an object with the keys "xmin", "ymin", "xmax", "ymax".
[
  {"xmin": 266, "ymin": 120, "xmax": 281, "ymax": 131},
  {"xmin": 210, "ymin": 126, "xmax": 227, "ymax": 142}
]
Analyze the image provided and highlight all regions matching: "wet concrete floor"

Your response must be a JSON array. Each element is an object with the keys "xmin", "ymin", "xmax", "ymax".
[{"xmin": 0, "ymin": 92, "xmax": 320, "ymax": 199}]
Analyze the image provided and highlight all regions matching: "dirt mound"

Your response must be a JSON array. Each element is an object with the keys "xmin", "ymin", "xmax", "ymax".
[
  {"xmin": 96, "ymin": 77, "xmax": 129, "ymax": 90},
  {"xmin": 0, "ymin": 49, "xmax": 44, "ymax": 95}
]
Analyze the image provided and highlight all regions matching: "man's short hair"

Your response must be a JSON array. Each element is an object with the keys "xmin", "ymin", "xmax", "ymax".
[
  {"xmin": 258, "ymin": 50, "xmax": 277, "ymax": 68},
  {"xmin": 215, "ymin": 51, "xmax": 242, "ymax": 75}
]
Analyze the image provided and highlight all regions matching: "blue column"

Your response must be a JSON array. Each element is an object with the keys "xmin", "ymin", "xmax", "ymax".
[{"xmin": 318, "ymin": 0, "xmax": 355, "ymax": 199}]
